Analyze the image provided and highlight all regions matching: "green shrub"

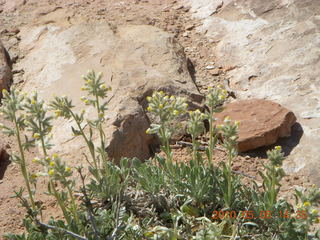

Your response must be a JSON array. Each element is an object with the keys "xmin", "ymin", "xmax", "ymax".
[{"xmin": 0, "ymin": 71, "xmax": 319, "ymax": 240}]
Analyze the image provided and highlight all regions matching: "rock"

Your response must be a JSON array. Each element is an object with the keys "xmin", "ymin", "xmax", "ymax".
[
  {"xmin": 0, "ymin": 143, "xmax": 9, "ymax": 178},
  {"xmin": 215, "ymin": 99, "xmax": 296, "ymax": 152},
  {"xmin": 17, "ymin": 24, "xmax": 202, "ymax": 164},
  {"xmin": 0, "ymin": 41, "xmax": 12, "ymax": 95},
  {"xmin": 186, "ymin": 0, "xmax": 223, "ymax": 18},
  {"xmin": 210, "ymin": 69, "xmax": 220, "ymax": 76},
  {"xmin": 186, "ymin": 0, "xmax": 320, "ymax": 185},
  {"xmin": 1, "ymin": 0, "xmax": 26, "ymax": 12},
  {"xmin": 185, "ymin": 24, "xmax": 195, "ymax": 31},
  {"xmin": 205, "ymin": 65, "xmax": 215, "ymax": 70}
]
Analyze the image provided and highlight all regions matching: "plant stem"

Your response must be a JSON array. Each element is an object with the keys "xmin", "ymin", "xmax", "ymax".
[
  {"xmin": 208, "ymin": 106, "xmax": 214, "ymax": 164},
  {"xmin": 269, "ymin": 166, "xmax": 276, "ymax": 210},
  {"xmin": 66, "ymin": 183, "xmax": 80, "ymax": 225},
  {"xmin": 14, "ymin": 115, "xmax": 36, "ymax": 210},
  {"xmin": 50, "ymin": 181, "xmax": 71, "ymax": 225},
  {"xmin": 35, "ymin": 220, "xmax": 87, "ymax": 240},
  {"xmin": 191, "ymin": 135, "xmax": 198, "ymax": 165},
  {"xmin": 69, "ymin": 111, "xmax": 100, "ymax": 180},
  {"xmin": 227, "ymin": 153, "xmax": 233, "ymax": 208},
  {"xmin": 95, "ymin": 94, "xmax": 107, "ymax": 165}
]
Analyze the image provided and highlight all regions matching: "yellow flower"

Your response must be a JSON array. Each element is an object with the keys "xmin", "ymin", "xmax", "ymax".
[
  {"xmin": 31, "ymin": 99, "xmax": 36, "ymax": 105},
  {"xmin": 173, "ymin": 110, "xmax": 179, "ymax": 115},
  {"xmin": 159, "ymin": 104, "xmax": 164, "ymax": 109},
  {"xmin": 311, "ymin": 209, "xmax": 318, "ymax": 215},
  {"xmin": 159, "ymin": 91, "xmax": 164, "ymax": 96},
  {"xmin": 86, "ymin": 79, "xmax": 92, "ymax": 84},
  {"xmin": 52, "ymin": 153, "xmax": 58, "ymax": 159},
  {"xmin": 316, "ymin": 217, "xmax": 320, "ymax": 223},
  {"xmin": 84, "ymin": 99, "xmax": 89, "ymax": 105},
  {"xmin": 55, "ymin": 110, "xmax": 62, "ymax": 117},
  {"xmin": 101, "ymin": 84, "xmax": 107, "ymax": 89},
  {"xmin": 275, "ymin": 146, "xmax": 282, "ymax": 151},
  {"xmin": 49, "ymin": 161, "xmax": 55, "ymax": 167},
  {"xmin": 2, "ymin": 89, "xmax": 8, "ymax": 95},
  {"xmin": 195, "ymin": 109, "xmax": 201, "ymax": 114},
  {"xmin": 222, "ymin": 89, "xmax": 228, "ymax": 95},
  {"xmin": 80, "ymin": 86, "xmax": 86, "ymax": 91},
  {"xmin": 146, "ymin": 128, "xmax": 151, "ymax": 134},
  {"xmin": 303, "ymin": 201, "xmax": 311, "ymax": 207},
  {"xmin": 224, "ymin": 116, "xmax": 231, "ymax": 122},
  {"xmin": 99, "ymin": 112, "xmax": 104, "ymax": 118},
  {"xmin": 218, "ymin": 94, "xmax": 226, "ymax": 100},
  {"xmin": 217, "ymin": 124, "xmax": 224, "ymax": 129},
  {"xmin": 80, "ymin": 96, "xmax": 86, "ymax": 101},
  {"xmin": 30, "ymin": 173, "xmax": 38, "ymax": 179},
  {"xmin": 147, "ymin": 106, "xmax": 152, "ymax": 112},
  {"xmin": 207, "ymin": 86, "xmax": 213, "ymax": 90},
  {"xmin": 170, "ymin": 96, "xmax": 175, "ymax": 101},
  {"xmin": 32, "ymin": 157, "xmax": 40, "ymax": 163},
  {"xmin": 65, "ymin": 167, "xmax": 71, "ymax": 172},
  {"xmin": 45, "ymin": 156, "xmax": 51, "ymax": 162},
  {"xmin": 235, "ymin": 121, "xmax": 240, "ymax": 127},
  {"xmin": 146, "ymin": 96, "xmax": 152, "ymax": 102},
  {"xmin": 48, "ymin": 169, "xmax": 55, "ymax": 176},
  {"xmin": 217, "ymin": 84, "xmax": 223, "ymax": 89},
  {"xmin": 33, "ymin": 133, "xmax": 40, "ymax": 139}
]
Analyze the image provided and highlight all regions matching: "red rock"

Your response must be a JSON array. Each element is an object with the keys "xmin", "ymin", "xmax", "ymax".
[
  {"xmin": 0, "ymin": 41, "xmax": 12, "ymax": 95},
  {"xmin": 215, "ymin": 99, "xmax": 296, "ymax": 152}
]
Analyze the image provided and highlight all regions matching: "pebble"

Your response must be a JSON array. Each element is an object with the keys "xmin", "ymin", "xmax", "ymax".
[
  {"xmin": 205, "ymin": 65, "xmax": 215, "ymax": 70},
  {"xmin": 185, "ymin": 24, "xmax": 195, "ymax": 31}
]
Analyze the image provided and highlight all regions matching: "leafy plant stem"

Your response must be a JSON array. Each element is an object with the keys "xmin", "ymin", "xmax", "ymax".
[{"xmin": 14, "ymin": 115, "xmax": 36, "ymax": 210}]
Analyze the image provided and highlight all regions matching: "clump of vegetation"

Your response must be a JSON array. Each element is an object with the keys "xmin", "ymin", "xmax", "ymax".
[{"xmin": 0, "ymin": 70, "xmax": 319, "ymax": 240}]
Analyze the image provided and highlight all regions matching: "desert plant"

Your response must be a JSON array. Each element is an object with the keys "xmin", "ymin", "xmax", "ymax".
[{"xmin": 2, "ymin": 74, "xmax": 320, "ymax": 240}]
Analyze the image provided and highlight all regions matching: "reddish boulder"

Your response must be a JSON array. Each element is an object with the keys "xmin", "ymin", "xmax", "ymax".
[
  {"xmin": 0, "ymin": 41, "xmax": 12, "ymax": 94},
  {"xmin": 215, "ymin": 99, "xmax": 296, "ymax": 152}
]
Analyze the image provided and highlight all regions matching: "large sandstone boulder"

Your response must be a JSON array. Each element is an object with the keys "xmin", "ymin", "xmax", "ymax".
[
  {"xmin": 16, "ymin": 23, "xmax": 202, "ymax": 163},
  {"xmin": 186, "ymin": 0, "xmax": 320, "ymax": 184},
  {"xmin": 0, "ymin": 41, "xmax": 12, "ymax": 94},
  {"xmin": 215, "ymin": 99, "xmax": 296, "ymax": 152}
]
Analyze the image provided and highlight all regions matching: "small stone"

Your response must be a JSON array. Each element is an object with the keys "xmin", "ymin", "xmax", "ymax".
[
  {"xmin": 183, "ymin": 32, "xmax": 189, "ymax": 37},
  {"xmin": 205, "ymin": 65, "xmax": 215, "ymax": 70},
  {"xmin": 185, "ymin": 24, "xmax": 195, "ymax": 31},
  {"xmin": 210, "ymin": 69, "xmax": 220, "ymax": 76},
  {"xmin": 173, "ymin": 5, "xmax": 184, "ymax": 10}
]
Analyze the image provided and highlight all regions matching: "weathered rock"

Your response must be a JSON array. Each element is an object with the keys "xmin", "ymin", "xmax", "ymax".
[
  {"xmin": 186, "ymin": 0, "xmax": 320, "ymax": 184},
  {"xmin": 1, "ymin": 0, "xmax": 26, "ymax": 12},
  {"xmin": 17, "ymin": 23, "xmax": 202, "ymax": 164},
  {"xmin": 0, "ymin": 41, "xmax": 12, "ymax": 94},
  {"xmin": 215, "ymin": 99, "xmax": 296, "ymax": 152}
]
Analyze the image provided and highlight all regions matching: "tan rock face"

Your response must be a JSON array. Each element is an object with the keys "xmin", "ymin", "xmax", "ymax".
[
  {"xmin": 16, "ymin": 24, "xmax": 202, "ymax": 164},
  {"xmin": 0, "ymin": 41, "xmax": 12, "ymax": 94},
  {"xmin": 215, "ymin": 99, "xmax": 297, "ymax": 152}
]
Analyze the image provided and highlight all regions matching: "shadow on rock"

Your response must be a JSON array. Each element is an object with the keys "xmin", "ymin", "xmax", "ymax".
[
  {"xmin": 240, "ymin": 122, "xmax": 303, "ymax": 158},
  {"xmin": 0, "ymin": 149, "xmax": 10, "ymax": 180}
]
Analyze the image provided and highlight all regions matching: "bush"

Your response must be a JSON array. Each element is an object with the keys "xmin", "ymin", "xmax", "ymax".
[{"xmin": 1, "ymin": 71, "xmax": 319, "ymax": 240}]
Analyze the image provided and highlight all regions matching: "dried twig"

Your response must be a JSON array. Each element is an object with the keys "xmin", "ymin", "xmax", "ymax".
[{"xmin": 35, "ymin": 220, "xmax": 88, "ymax": 240}]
